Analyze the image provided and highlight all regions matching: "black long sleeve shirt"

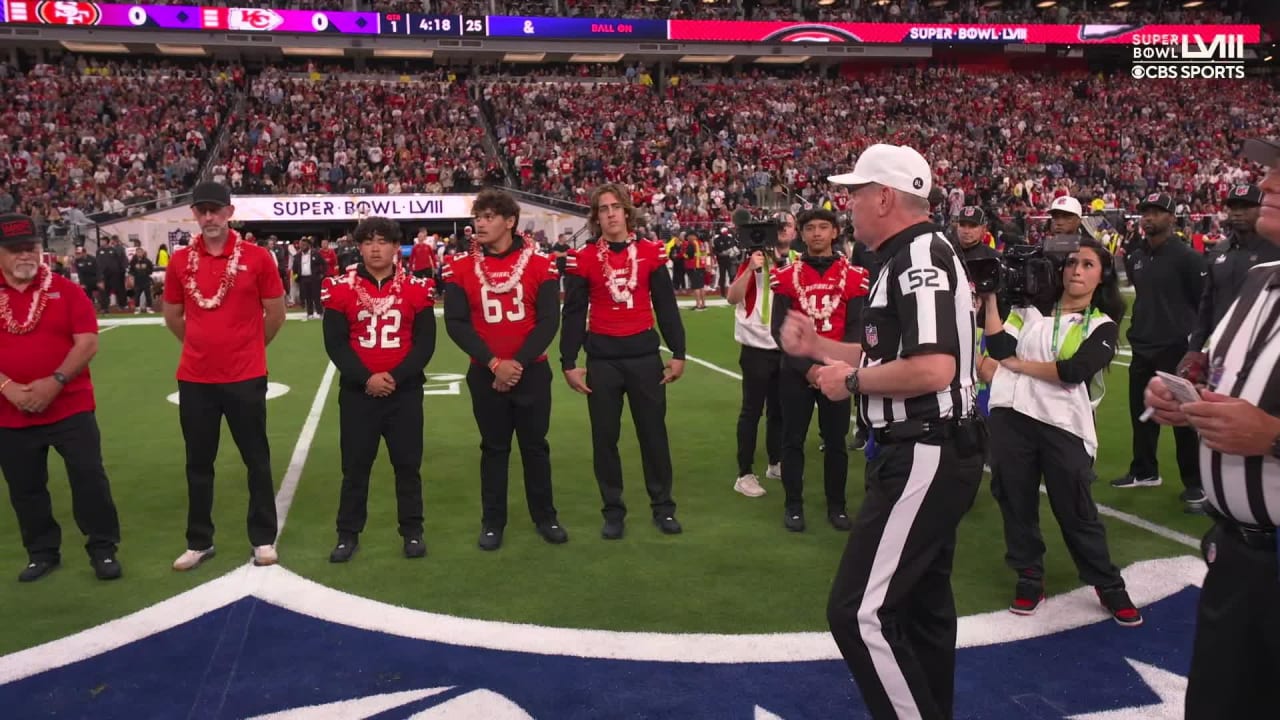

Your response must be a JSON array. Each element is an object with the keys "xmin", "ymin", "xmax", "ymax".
[
  {"xmin": 1189, "ymin": 231, "xmax": 1280, "ymax": 350},
  {"xmin": 986, "ymin": 305, "xmax": 1118, "ymax": 385},
  {"xmin": 444, "ymin": 279, "xmax": 560, "ymax": 367},
  {"xmin": 1125, "ymin": 234, "xmax": 1205, "ymax": 355}
]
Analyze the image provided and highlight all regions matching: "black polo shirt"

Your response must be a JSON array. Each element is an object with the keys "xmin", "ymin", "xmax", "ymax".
[{"xmin": 1126, "ymin": 234, "xmax": 1206, "ymax": 355}]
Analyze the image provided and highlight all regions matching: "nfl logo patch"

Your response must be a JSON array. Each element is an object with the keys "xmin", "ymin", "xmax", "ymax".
[{"xmin": 865, "ymin": 324, "xmax": 878, "ymax": 347}]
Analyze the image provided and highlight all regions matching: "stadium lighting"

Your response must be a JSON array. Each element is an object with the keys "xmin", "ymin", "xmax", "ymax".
[
  {"xmin": 1182, "ymin": 0, "xmax": 1204, "ymax": 6},
  {"xmin": 1266, "ymin": 55, "xmax": 1275, "ymax": 62},
  {"xmin": 1108, "ymin": 1, "xmax": 1130, "ymax": 7},
  {"xmin": 372, "ymin": 49, "xmax": 435, "ymax": 58},
  {"xmin": 755, "ymin": 55, "xmax": 812, "ymax": 64},
  {"xmin": 281, "ymin": 47, "xmax": 345, "ymax": 56},
  {"xmin": 929, "ymin": 0, "xmax": 948, "ymax": 7},
  {"xmin": 503, "ymin": 52, "xmax": 547, "ymax": 62},
  {"xmin": 678, "ymin": 55, "xmax": 735, "ymax": 63},
  {"xmin": 1035, "ymin": 1, "xmax": 1057, "ymax": 7},
  {"xmin": 155, "ymin": 44, "xmax": 208, "ymax": 56},
  {"xmin": 60, "ymin": 41, "xmax": 130, "ymax": 53},
  {"xmin": 982, "ymin": 0, "xmax": 1003, "ymax": 7},
  {"xmin": 817, "ymin": 0, "xmax": 837, "ymax": 6},
  {"xmin": 570, "ymin": 53, "xmax": 625, "ymax": 62}
]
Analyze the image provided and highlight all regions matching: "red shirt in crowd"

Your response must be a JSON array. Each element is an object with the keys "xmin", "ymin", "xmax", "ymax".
[
  {"xmin": 441, "ymin": 243, "xmax": 558, "ymax": 363},
  {"xmin": 566, "ymin": 239, "xmax": 665, "ymax": 337},
  {"xmin": 410, "ymin": 242, "xmax": 437, "ymax": 272},
  {"xmin": 770, "ymin": 257, "xmax": 870, "ymax": 340},
  {"xmin": 320, "ymin": 247, "xmax": 340, "ymax": 277},
  {"xmin": 164, "ymin": 230, "xmax": 284, "ymax": 384},
  {"xmin": 0, "ymin": 270, "xmax": 98, "ymax": 428},
  {"xmin": 321, "ymin": 270, "xmax": 434, "ymax": 373}
]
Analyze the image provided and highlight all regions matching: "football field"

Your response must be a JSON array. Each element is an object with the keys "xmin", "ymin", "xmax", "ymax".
[{"xmin": 0, "ymin": 303, "xmax": 1209, "ymax": 718}]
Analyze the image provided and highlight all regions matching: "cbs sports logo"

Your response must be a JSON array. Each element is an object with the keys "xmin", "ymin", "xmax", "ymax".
[{"xmin": 1129, "ymin": 32, "xmax": 1246, "ymax": 80}]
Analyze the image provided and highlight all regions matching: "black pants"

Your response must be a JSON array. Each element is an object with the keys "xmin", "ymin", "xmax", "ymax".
[
  {"xmin": 585, "ymin": 354, "xmax": 676, "ymax": 521},
  {"xmin": 1185, "ymin": 522, "xmax": 1280, "ymax": 718},
  {"xmin": 988, "ymin": 408, "xmax": 1123, "ymax": 588},
  {"xmin": 1128, "ymin": 346, "xmax": 1201, "ymax": 489},
  {"xmin": 466, "ymin": 362, "xmax": 556, "ymax": 529},
  {"xmin": 80, "ymin": 283, "xmax": 99, "ymax": 309},
  {"xmin": 298, "ymin": 275, "xmax": 322, "ymax": 316},
  {"xmin": 0, "ymin": 412, "xmax": 120, "ymax": 562},
  {"xmin": 827, "ymin": 437, "xmax": 983, "ymax": 720},
  {"xmin": 134, "ymin": 280, "xmax": 153, "ymax": 310},
  {"xmin": 717, "ymin": 261, "xmax": 737, "ymax": 292},
  {"xmin": 737, "ymin": 345, "xmax": 782, "ymax": 476},
  {"xmin": 178, "ymin": 377, "xmax": 277, "ymax": 550},
  {"xmin": 779, "ymin": 365, "xmax": 851, "ymax": 514},
  {"xmin": 278, "ymin": 269, "xmax": 290, "ymax": 300},
  {"xmin": 336, "ymin": 383, "xmax": 424, "ymax": 538},
  {"xmin": 103, "ymin": 272, "xmax": 127, "ymax": 310}
]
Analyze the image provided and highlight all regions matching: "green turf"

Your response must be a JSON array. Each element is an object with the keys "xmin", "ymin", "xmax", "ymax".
[{"xmin": 0, "ymin": 306, "xmax": 1207, "ymax": 655}]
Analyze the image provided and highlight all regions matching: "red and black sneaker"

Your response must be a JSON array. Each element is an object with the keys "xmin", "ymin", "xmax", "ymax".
[
  {"xmin": 1010, "ymin": 576, "xmax": 1045, "ymax": 616},
  {"xmin": 1096, "ymin": 586, "xmax": 1144, "ymax": 627}
]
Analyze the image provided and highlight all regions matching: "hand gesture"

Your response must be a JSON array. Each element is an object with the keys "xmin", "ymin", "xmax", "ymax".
[
  {"xmin": 1143, "ymin": 376, "xmax": 1189, "ymax": 427},
  {"xmin": 1182, "ymin": 390, "xmax": 1280, "ymax": 456},
  {"xmin": 493, "ymin": 359, "xmax": 523, "ymax": 389},
  {"xmin": 564, "ymin": 367, "xmax": 591, "ymax": 395},
  {"xmin": 662, "ymin": 358, "xmax": 685, "ymax": 384},
  {"xmin": 20, "ymin": 377, "xmax": 62, "ymax": 414},
  {"xmin": 2, "ymin": 381, "xmax": 32, "ymax": 411},
  {"xmin": 748, "ymin": 251, "xmax": 766, "ymax": 271},
  {"xmin": 814, "ymin": 360, "xmax": 854, "ymax": 402},
  {"xmin": 780, "ymin": 310, "xmax": 819, "ymax": 360},
  {"xmin": 365, "ymin": 372, "xmax": 396, "ymax": 397}
]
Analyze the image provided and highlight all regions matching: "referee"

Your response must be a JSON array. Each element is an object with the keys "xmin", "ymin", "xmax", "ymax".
[
  {"xmin": 1145, "ymin": 138, "xmax": 1280, "ymax": 719},
  {"xmin": 782, "ymin": 144, "xmax": 984, "ymax": 719}
]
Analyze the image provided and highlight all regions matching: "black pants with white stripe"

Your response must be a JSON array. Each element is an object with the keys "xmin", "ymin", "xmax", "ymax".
[
  {"xmin": 336, "ymin": 382, "xmax": 424, "ymax": 539},
  {"xmin": 1185, "ymin": 522, "xmax": 1280, "ymax": 718},
  {"xmin": 779, "ymin": 365, "xmax": 851, "ymax": 514},
  {"xmin": 827, "ymin": 438, "xmax": 983, "ymax": 720},
  {"xmin": 989, "ymin": 408, "xmax": 1124, "ymax": 589}
]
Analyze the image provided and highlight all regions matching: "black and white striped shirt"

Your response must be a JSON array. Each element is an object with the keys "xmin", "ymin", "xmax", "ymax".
[
  {"xmin": 1202, "ymin": 261, "xmax": 1280, "ymax": 527},
  {"xmin": 858, "ymin": 223, "xmax": 978, "ymax": 428}
]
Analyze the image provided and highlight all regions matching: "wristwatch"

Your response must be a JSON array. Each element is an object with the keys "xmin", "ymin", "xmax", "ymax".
[
  {"xmin": 52, "ymin": 371, "xmax": 69, "ymax": 385},
  {"xmin": 844, "ymin": 369, "xmax": 861, "ymax": 396}
]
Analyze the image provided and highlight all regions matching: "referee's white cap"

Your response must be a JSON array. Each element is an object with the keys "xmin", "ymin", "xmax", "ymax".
[
  {"xmin": 828, "ymin": 144, "xmax": 932, "ymax": 199},
  {"xmin": 1243, "ymin": 138, "xmax": 1280, "ymax": 168}
]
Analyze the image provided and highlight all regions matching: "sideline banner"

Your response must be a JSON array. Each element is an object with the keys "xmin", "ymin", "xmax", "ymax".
[{"xmin": 230, "ymin": 194, "xmax": 474, "ymax": 222}]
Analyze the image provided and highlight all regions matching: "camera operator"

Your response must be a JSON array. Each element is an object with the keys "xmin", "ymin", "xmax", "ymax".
[
  {"xmin": 976, "ymin": 236, "xmax": 1142, "ymax": 625},
  {"xmin": 713, "ymin": 227, "xmax": 740, "ymax": 296},
  {"xmin": 1180, "ymin": 184, "xmax": 1280, "ymax": 383},
  {"xmin": 957, "ymin": 207, "xmax": 1001, "ymax": 418},
  {"xmin": 769, "ymin": 209, "xmax": 870, "ymax": 531},
  {"xmin": 725, "ymin": 215, "xmax": 799, "ymax": 497},
  {"xmin": 1113, "ymin": 193, "xmax": 1207, "ymax": 513}
]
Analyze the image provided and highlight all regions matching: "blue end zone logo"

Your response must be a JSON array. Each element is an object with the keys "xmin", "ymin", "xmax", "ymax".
[{"xmin": 0, "ymin": 557, "xmax": 1199, "ymax": 718}]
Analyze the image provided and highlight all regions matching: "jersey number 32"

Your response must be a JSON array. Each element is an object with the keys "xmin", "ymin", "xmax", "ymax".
[{"xmin": 356, "ymin": 309, "xmax": 403, "ymax": 349}]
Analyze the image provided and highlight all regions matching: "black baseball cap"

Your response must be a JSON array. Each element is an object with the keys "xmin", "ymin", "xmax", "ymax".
[
  {"xmin": 1242, "ymin": 138, "xmax": 1280, "ymax": 168},
  {"xmin": 0, "ymin": 213, "xmax": 39, "ymax": 247},
  {"xmin": 190, "ymin": 182, "xmax": 232, "ymax": 207},
  {"xmin": 1137, "ymin": 192, "xmax": 1175, "ymax": 214},
  {"xmin": 1225, "ymin": 184, "xmax": 1263, "ymax": 207},
  {"xmin": 955, "ymin": 206, "xmax": 987, "ymax": 225}
]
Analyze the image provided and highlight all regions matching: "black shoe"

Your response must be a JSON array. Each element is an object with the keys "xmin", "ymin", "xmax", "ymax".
[
  {"xmin": 329, "ymin": 537, "xmax": 358, "ymax": 563},
  {"xmin": 653, "ymin": 516, "xmax": 682, "ymax": 535},
  {"xmin": 601, "ymin": 519, "xmax": 625, "ymax": 540},
  {"xmin": 90, "ymin": 551, "xmax": 122, "ymax": 580},
  {"xmin": 784, "ymin": 511, "xmax": 806, "ymax": 532},
  {"xmin": 403, "ymin": 535, "xmax": 427, "ymax": 559},
  {"xmin": 478, "ymin": 527, "xmax": 504, "ymax": 551},
  {"xmin": 828, "ymin": 511, "xmax": 852, "ymax": 532},
  {"xmin": 18, "ymin": 558, "xmax": 59, "ymax": 583},
  {"xmin": 536, "ymin": 522, "xmax": 569, "ymax": 545}
]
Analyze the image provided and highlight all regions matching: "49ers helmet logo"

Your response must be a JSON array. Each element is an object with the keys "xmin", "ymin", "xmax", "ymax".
[
  {"xmin": 35, "ymin": 1, "xmax": 102, "ymax": 26},
  {"xmin": 228, "ymin": 7, "xmax": 284, "ymax": 32}
]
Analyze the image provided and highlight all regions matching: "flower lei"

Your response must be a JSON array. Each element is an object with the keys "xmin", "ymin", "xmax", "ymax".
[
  {"xmin": 473, "ymin": 239, "xmax": 534, "ymax": 294},
  {"xmin": 185, "ymin": 232, "xmax": 243, "ymax": 310},
  {"xmin": 0, "ymin": 265, "xmax": 52, "ymax": 335},
  {"xmin": 597, "ymin": 235, "xmax": 638, "ymax": 304},
  {"xmin": 351, "ymin": 264, "xmax": 403, "ymax": 318},
  {"xmin": 793, "ymin": 256, "xmax": 849, "ymax": 324}
]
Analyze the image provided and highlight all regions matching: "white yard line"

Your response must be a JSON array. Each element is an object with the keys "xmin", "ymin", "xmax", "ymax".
[{"xmin": 273, "ymin": 362, "xmax": 337, "ymax": 540}]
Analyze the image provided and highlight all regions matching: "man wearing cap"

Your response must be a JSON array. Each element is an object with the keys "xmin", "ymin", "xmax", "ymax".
[
  {"xmin": 0, "ymin": 213, "xmax": 122, "ymax": 582},
  {"xmin": 1048, "ymin": 195, "xmax": 1088, "ymax": 238},
  {"xmin": 1180, "ymin": 184, "xmax": 1280, "ymax": 388},
  {"xmin": 956, "ymin": 207, "xmax": 1002, "ymax": 419},
  {"xmin": 1113, "ymin": 192, "xmax": 1207, "ymax": 512},
  {"xmin": 783, "ymin": 144, "xmax": 984, "ymax": 719},
  {"xmin": 163, "ymin": 182, "xmax": 287, "ymax": 571},
  {"xmin": 1143, "ymin": 139, "xmax": 1280, "ymax": 719}
]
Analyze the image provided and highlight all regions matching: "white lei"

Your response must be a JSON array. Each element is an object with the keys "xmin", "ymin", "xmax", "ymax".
[
  {"xmin": 473, "ymin": 242, "xmax": 534, "ymax": 294},
  {"xmin": 185, "ymin": 232, "xmax": 243, "ymax": 310},
  {"xmin": 793, "ymin": 256, "xmax": 848, "ymax": 323},
  {"xmin": 598, "ymin": 238, "xmax": 638, "ymax": 304}
]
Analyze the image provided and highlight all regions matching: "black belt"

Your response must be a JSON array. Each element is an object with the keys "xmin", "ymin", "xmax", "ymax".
[
  {"xmin": 1210, "ymin": 510, "xmax": 1278, "ymax": 551},
  {"xmin": 872, "ymin": 420, "xmax": 960, "ymax": 446}
]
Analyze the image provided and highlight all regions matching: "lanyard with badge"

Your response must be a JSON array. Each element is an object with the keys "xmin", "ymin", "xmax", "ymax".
[{"xmin": 1050, "ymin": 304, "xmax": 1092, "ymax": 358}]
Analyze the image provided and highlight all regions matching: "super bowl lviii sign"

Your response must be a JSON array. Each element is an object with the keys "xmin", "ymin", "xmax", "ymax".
[{"xmin": 230, "ymin": 194, "xmax": 475, "ymax": 222}]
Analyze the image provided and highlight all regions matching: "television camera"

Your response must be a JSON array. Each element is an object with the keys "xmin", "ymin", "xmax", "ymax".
[{"xmin": 964, "ymin": 234, "xmax": 1081, "ymax": 308}]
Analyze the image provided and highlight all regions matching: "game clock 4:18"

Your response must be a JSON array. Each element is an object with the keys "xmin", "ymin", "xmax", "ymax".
[{"xmin": 377, "ymin": 14, "xmax": 486, "ymax": 36}]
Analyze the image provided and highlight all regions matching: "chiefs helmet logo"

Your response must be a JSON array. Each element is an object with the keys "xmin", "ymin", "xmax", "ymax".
[
  {"xmin": 763, "ymin": 24, "xmax": 862, "ymax": 43},
  {"xmin": 228, "ymin": 8, "xmax": 284, "ymax": 32},
  {"xmin": 35, "ymin": 1, "xmax": 102, "ymax": 26}
]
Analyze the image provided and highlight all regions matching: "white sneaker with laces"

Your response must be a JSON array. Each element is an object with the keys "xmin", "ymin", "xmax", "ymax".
[
  {"xmin": 766, "ymin": 464, "xmax": 782, "ymax": 480},
  {"xmin": 252, "ymin": 545, "xmax": 278, "ymax": 566},
  {"xmin": 734, "ymin": 474, "xmax": 766, "ymax": 497},
  {"xmin": 172, "ymin": 546, "xmax": 215, "ymax": 571}
]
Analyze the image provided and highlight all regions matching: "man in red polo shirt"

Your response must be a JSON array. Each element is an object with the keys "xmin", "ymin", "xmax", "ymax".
[
  {"xmin": 0, "ymin": 213, "xmax": 122, "ymax": 582},
  {"xmin": 163, "ymin": 182, "xmax": 286, "ymax": 571},
  {"xmin": 443, "ymin": 188, "xmax": 566, "ymax": 551},
  {"xmin": 321, "ymin": 217, "xmax": 436, "ymax": 563}
]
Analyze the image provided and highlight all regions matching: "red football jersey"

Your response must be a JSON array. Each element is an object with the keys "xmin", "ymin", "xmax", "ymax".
[
  {"xmin": 565, "ymin": 239, "xmax": 665, "ymax": 337},
  {"xmin": 320, "ymin": 247, "xmax": 340, "ymax": 277},
  {"xmin": 442, "ymin": 245, "xmax": 558, "ymax": 362},
  {"xmin": 321, "ymin": 270, "xmax": 435, "ymax": 373},
  {"xmin": 770, "ymin": 257, "xmax": 870, "ymax": 340}
]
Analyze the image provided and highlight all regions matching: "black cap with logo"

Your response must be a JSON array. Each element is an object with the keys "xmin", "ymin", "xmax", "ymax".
[
  {"xmin": 1225, "ymin": 184, "xmax": 1263, "ymax": 207},
  {"xmin": 189, "ymin": 182, "xmax": 232, "ymax": 207},
  {"xmin": 1137, "ymin": 192, "xmax": 1176, "ymax": 214},
  {"xmin": 955, "ymin": 206, "xmax": 987, "ymax": 225},
  {"xmin": 0, "ymin": 213, "xmax": 39, "ymax": 247}
]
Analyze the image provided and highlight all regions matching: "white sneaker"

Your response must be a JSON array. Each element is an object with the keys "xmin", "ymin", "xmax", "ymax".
[
  {"xmin": 252, "ymin": 545, "xmax": 278, "ymax": 566},
  {"xmin": 172, "ymin": 546, "xmax": 216, "ymax": 571},
  {"xmin": 766, "ymin": 464, "xmax": 782, "ymax": 480},
  {"xmin": 734, "ymin": 474, "xmax": 766, "ymax": 497}
]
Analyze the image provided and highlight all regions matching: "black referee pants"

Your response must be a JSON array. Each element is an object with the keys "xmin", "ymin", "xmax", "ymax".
[
  {"xmin": 1127, "ymin": 346, "xmax": 1201, "ymax": 489},
  {"xmin": 736, "ymin": 345, "xmax": 782, "ymax": 476},
  {"xmin": 585, "ymin": 354, "xmax": 676, "ymax": 521},
  {"xmin": 465, "ymin": 362, "xmax": 556, "ymax": 530},
  {"xmin": 1185, "ymin": 523, "xmax": 1280, "ymax": 719},
  {"xmin": 828, "ymin": 437, "xmax": 983, "ymax": 720},
  {"xmin": 0, "ymin": 412, "xmax": 120, "ymax": 562},
  {"xmin": 988, "ymin": 408, "xmax": 1124, "ymax": 588},
  {"xmin": 336, "ymin": 382, "xmax": 424, "ymax": 539},
  {"xmin": 179, "ymin": 378, "xmax": 277, "ymax": 550},
  {"xmin": 298, "ymin": 275, "xmax": 322, "ymax": 316},
  {"xmin": 779, "ymin": 365, "xmax": 851, "ymax": 514}
]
